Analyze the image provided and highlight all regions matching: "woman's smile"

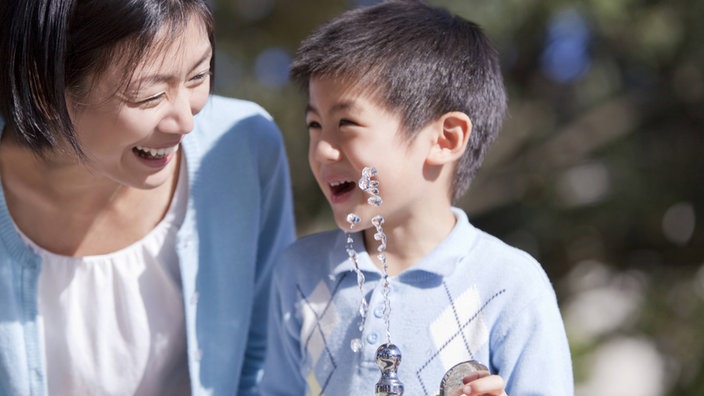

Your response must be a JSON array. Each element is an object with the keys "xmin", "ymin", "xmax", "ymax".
[{"xmin": 133, "ymin": 143, "xmax": 180, "ymax": 160}]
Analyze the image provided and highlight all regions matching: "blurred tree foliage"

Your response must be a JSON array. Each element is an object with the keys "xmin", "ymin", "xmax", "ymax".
[{"xmin": 211, "ymin": 0, "xmax": 703, "ymax": 394}]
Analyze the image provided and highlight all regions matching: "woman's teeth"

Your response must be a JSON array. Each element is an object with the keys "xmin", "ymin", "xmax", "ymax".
[{"xmin": 133, "ymin": 144, "xmax": 179, "ymax": 159}]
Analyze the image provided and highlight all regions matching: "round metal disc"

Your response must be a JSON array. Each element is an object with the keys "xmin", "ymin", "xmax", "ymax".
[{"xmin": 439, "ymin": 360, "xmax": 489, "ymax": 396}]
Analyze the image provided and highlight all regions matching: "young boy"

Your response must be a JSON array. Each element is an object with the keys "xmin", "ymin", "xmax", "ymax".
[{"xmin": 260, "ymin": 1, "xmax": 573, "ymax": 395}]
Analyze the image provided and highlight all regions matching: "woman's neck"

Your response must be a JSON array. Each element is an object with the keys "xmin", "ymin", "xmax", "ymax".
[{"xmin": 0, "ymin": 133, "xmax": 179, "ymax": 256}]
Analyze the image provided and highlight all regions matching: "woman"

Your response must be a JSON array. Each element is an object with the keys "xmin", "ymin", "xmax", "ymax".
[{"xmin": 0, "ymin": 0, "xmax": 295, "ymax": 394}]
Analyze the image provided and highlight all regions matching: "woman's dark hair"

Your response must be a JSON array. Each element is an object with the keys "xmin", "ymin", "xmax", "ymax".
[{"xmin": 0, "ymin": 0, "xmax": 214, "ymax": 156}]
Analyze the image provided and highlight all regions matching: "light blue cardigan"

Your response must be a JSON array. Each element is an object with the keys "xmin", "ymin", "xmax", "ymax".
[{"xmin": 0, "ymin": 95, "xmax": 296, "ymax": 395}]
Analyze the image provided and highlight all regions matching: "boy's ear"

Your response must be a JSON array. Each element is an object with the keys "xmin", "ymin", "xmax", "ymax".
[{"xmin": 426, "ymin": 112, "xmax": 472, "ymax": 165}]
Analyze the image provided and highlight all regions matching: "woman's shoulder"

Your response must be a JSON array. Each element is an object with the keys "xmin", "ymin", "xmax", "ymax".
[
  {"xmin": 191, "ymin": 95, "xmax": 281, "ymax": 143},
  {"xmin": 197, "ymin": 95, "xmax": 273, "ymax": 123},
  {"xmin": 184, "ymin": 95, "xmax": 285, "ymax": 168}
]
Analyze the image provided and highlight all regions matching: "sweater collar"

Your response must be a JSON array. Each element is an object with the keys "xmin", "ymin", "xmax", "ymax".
[{"xmin": 329, "ymin": 207, "xmax": 477, "ymax": 279}]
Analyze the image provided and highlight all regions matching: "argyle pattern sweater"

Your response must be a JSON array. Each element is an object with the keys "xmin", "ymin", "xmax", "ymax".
[{"xmin": 260, "ymin": 208, "xmax": 573, "ymax": 396}]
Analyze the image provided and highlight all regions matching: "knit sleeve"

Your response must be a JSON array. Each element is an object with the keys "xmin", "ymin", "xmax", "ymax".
[
  {"xmin": 258, "ymin": 260, "xmax": 308, "ymax": 396},
  {"xmin": 490, "ymin": 283, "xmax": 574, "ymax": 395},
  {"xmin": 238, "ymin": 107, "xmax": 297, "ymax": 395}
]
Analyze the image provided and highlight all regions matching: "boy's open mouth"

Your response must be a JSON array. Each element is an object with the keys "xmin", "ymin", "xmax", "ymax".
[{"xmin": 330, "ymin": 180, "xmax": 356, "ymax": 196}]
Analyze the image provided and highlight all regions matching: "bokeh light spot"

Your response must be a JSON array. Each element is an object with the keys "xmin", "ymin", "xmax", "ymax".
[
  {"xmin": 662, "ymin": 202, "xmax": 696, "ymax": 245},
  {"xmin": 254, "ymin": 47, "xmax": 292, "ymax": 88},
  {"xmin": 541, "ymin": 9, "xmax": 592, "ymax": 83}
]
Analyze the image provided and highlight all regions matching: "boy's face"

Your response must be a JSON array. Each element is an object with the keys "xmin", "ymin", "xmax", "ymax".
[{"xmin": 306, "ymin": 76, "xmax": 436, "ymax": 231}]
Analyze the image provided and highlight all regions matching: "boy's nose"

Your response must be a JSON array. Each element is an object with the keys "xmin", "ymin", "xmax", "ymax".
[{"xmin": 310, "ymin": 137, "xmax": 341, "ymax": 163}]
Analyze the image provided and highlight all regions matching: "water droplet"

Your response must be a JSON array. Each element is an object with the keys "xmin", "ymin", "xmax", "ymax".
[
  {"xmin": 351, "ymin": 338, "xmax": 363, "ymax": 352},
  {"xmin": 347, "ymin": 213, "xmax": 361, "ymax": 226},
  {"xmin": 368, "ymin": 196, "xmax": 383, "ymax": 206},
  {"xmin": 356, "ymin": 271, "xmax": 366, "ymax": 285},
  {"xmin": 359, "ymin": 302, "xmax": 368, "ymax": 317}
]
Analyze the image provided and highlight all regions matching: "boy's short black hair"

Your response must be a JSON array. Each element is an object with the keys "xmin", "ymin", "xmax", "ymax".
[{"xmin": 290, "ymin": 0, "xmax": 507, "ymax": 201}]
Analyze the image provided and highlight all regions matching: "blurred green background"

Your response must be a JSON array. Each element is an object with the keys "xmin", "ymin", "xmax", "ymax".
[{"xmin": 208, "ymin": 0, "xmax": 703, "ymax": 394}]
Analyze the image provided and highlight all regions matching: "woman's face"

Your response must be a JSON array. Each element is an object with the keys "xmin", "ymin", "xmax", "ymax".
[{"xmin": 67, "ymin": 14, "xmax": 212, "ymax": 189}]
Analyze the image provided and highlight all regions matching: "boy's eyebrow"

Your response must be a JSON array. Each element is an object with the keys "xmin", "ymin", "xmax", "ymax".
[{"xmin": 305, "ymin": 101, "xmax": 357, "ymax": 115}]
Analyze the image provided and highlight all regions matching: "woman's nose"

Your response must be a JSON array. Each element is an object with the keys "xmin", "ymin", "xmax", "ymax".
[{"xmin": 159, "ymin": 91, "xmax": 195, "ymax": 134}]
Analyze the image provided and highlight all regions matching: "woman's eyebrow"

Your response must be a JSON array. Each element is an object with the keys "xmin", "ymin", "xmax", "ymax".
[{"xmin": 132, "ymin": 46, "xmax": 213, "ymax": 87}]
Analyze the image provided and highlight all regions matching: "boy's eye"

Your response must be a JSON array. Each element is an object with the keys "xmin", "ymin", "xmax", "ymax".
[
  {"xmin": 339, "ymin": 119, "xmax": 355, "ymax": 126},
  {"xmin": 307, "ymin": 120, "xmax": 321, "ymax": 129}
]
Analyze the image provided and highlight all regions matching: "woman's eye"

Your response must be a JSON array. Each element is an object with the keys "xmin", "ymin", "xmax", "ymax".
[
  {"xmin": 135, "ymin": 93, "xmax": 166, "ymax": 107},
  {"xmin": 189, "ymin": 70, "xmax": 212, "ymax": 84},
  {"xmin": 118, "ymin": 92, "xmax": 165, "ymax": 108}
]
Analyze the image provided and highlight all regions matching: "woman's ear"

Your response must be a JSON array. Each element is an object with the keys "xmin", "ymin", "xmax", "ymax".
[{"xmin": 426, "ymin": 112, "xmax": 471, "ymax": 165}]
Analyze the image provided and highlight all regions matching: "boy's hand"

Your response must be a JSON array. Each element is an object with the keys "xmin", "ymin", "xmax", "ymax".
[
  {"xmin": 461, "ymin": 371, "xmax": 507, "ymax": 396},
  {"xmin": 438, "ymin": 362, "xmax": 507, "ymax": 396}
]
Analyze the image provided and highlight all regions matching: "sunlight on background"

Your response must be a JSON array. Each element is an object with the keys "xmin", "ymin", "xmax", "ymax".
[{"xmin": 577, "ymin": 337, "xmax": 666, "ymax": 396}]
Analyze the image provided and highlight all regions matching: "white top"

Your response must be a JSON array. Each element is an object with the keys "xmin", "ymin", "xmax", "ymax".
[{"xmin": 18, "ymin": 160, "xmax": 191, "ymax": 396}]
